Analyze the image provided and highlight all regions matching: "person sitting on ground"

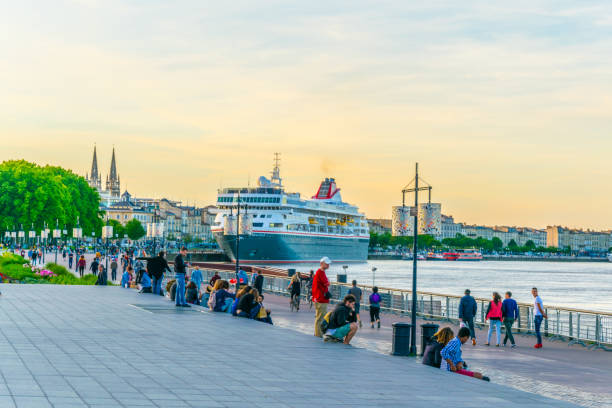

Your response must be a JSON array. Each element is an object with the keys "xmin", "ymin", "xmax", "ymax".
[
  {"xmin": 200, "ymin": 285, "xmax": 213, "ymax": 308},
  {"xmin": 209, "ymin": 280, "xmax": 235, "ymax": 312},
  {"xmin": 253, "ymin": 290, "xmax": 273, "ymax": 324},
  {"xmin": 440, "ymin": 327, "xmax": 490, "ymax": 381},
  {"xmin": 236, "ymin": 287, "xmax": 260, "ymax": 318},
  {"xmin": 166, "ymin": 279, "xmax": 177, "ymax": 302},
  {"xmin": 139, "ymin": 269, "xmax": 152, "ymax": 293},
  {"xmin": 231, "ymin": 285, "xmax": 252, "ymax": 316},
  {"xmin": 422, "ymin": 327, "xmax": 454, "ymax": 368},
  {"xmin": 324, "ymin": 294, "xmax": 359, "ymax": 345},
  {"xmin": 121, "ymin": 266, "xmax": 132, "ymax": 288},
  {"xmin": 369, "ymin": 286, "xmax": 382, "ymax": 329},
  {"xmin": 95, "ymin": 264, "xmax": 107, "ymax": 285},
  {"xmin": 186, "ymin": 281, "xmax": 199, "ymax": 305}
]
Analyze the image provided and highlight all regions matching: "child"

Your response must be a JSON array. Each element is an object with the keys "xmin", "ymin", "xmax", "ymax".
[{"xmin": 369, "ymin": 286, "xmax": 381, "ymax": 328}]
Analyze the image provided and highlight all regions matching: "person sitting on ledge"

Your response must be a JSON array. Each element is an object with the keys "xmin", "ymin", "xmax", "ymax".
[
  {"xmin": 236, "ymin": 288, "xmax": 260, "ymax": 318},
  {"xmin": 200, "ymin": 285, "xmax": 213, "ymax": 308},
  {"xmin": 253, "ymin": 290, "xmax": 273, "ymax": 324},
  {"xmin": 121, "ymin": 266, "xmax": 132, "ymax": 288},
  {"xmin": 231, "ymin": 285, "xmax": 252, "ymax": 316},
  {"xmin": 186, "ymin": 281, "xmax": 199, "ymax": 305},
  {"xmin": 440, "ymin": 327, "xmax": 490, "ymax": 381},
  {"xmin": 324, "ymin": 294, "xmax": 358, "ymax": 345},
  {"xmin": 208, "ymin": 280, "xmax": 235, "ymax": 312},
  {"xmin": 95, "ymin": 264, "xmax": 107, "ymax": 286},
  {"xmin": 422, "ymin": 327, "xmax": 454, "ymax": 368},
  {"xmin": 166, "ymin": 279, "xmax": 177, "ymax": 302},
  {"xmin": 139, "ymin": 269, "xmax": 152, "ymax": 293}
]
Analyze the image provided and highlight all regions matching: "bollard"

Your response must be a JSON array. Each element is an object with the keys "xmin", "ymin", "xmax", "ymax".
[
  {"xmin": 420, "ymin": 323, "xmax": 439, "ymax": 356},
  {"xmin": 392, "ymin": 322, "xmax": 413, "ymax": 356},
  {"xmin": 287, "ymin": 268, "xmax": 296, "ymax": 277},
  {"xmin": 336, "ymin": 274, "xmax": 347, "ymax": 284}
]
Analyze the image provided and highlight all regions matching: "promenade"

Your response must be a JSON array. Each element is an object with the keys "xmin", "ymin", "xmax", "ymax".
[{"xmin": 0, "ymin": 283, "xmax": 580, "ymax": 408}]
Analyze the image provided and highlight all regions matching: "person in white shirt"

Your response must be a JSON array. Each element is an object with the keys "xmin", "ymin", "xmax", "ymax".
[{"xmin": 532, "ymin": 287, "xmax": 548, "ymax": 348}]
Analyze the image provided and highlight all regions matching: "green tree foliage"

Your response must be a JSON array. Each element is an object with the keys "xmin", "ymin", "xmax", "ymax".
[
  {"xmin": 369, "ymin": 232, "xmax": 440, "ymax": 249},
  {"xmin": 0, "ymin": 160, "xmax": 103, "ymax": 235},
  {"xmin": 125, "ymin": 219, "xmax": 146, "ymax": 241},
  {"xmin": 491, "ymin": 237, "xmax": 503, "ymax": 251},
  {"xmin": 525, "ymin": 240, "xmax": 536, "ymax": 250}
]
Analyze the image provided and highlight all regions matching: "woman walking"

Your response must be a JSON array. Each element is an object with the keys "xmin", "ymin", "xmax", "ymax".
[
  {"xmin": 287, "ymin": 273, "xmax": 301, "ymax": 311},
  {"xmin": 77, "ymin": 255, "xmax": 86, "ymax": 278},
  {"xmin": 485, "ymin": 292, "xmax": 503, "ymax": 346}
]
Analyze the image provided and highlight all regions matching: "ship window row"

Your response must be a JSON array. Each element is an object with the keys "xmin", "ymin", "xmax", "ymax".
[{"xmin": 218, "ymin": 196, "xmax": 281, "ymax": 203}]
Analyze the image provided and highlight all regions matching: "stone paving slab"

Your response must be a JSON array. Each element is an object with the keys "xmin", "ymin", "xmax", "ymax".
[{"xmin": 0, "ymin": 284, "xmax": 580, "ymax": 408}]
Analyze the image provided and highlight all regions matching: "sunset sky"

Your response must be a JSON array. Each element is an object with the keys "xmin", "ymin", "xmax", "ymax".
[{"xmin": 2, "ymin": 1, "xmax": 612, "ymax": 229}]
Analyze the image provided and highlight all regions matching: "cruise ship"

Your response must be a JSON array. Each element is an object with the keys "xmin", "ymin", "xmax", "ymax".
[{"xmin": 211, "ymin": 156, "xmax": 370, "ymax": 263}]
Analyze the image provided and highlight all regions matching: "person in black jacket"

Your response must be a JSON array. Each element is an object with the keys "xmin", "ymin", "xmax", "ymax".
[
  {"xmin": 138, "ymin": 251, "xmax": 172, "ymax": 295},
  {"xmin": 254, "ymin": 272, "xmax": 264, "ymax": 295},
  {"xmin": 458, "ymin": 289, "xmax": 478, "ymax": 346},
  {"xmin": 90, "ymin": 258, "xmax": 99, "ymax": 276},
  {"xmin": 325, "ymin": 294, "xmax": 358, "ymax": 345},
  {"xmin": 174, "ymin": 247, "xmax": 189, "ymax": 307},
  {"xmin": 422, "ymin": 327, "xmax": 454, "ymax": 368}
]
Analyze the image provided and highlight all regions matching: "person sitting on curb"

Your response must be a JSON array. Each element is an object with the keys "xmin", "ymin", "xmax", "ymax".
[
  {"xmin": 324, "ymin": 294, "xmax": 358, "ymax": 345},
  {"xmin": 422, "ymin": 327, "xmax": 454, "ymax": 368},
  {"xmin": 253, "ymin": 291, "xmax": 273, "ymax": 324},
  {"xmin": 186, "ymin": 281, "xmax": 199, "ymax": 304},
  {"xmin": 231, "ymin": 285, "xmax": 252, "ymax": 316},
  {"xmin": 236, "ymin": 288, "xmax": 260, "ymax": 318},
  {"xmin": 139, "ymin": 269, "xmax": 152, "ymax": 293},
  {"xmin": 95, "ymin": 264, "xmax": 107, "ymax": 285},
  {"xmin": 440, "ymin": 327, "xmax": 490, "ymax": 381},
  {"xmin": 208, "ymin": 280, "xmax": 235, "ymax": 312},
  {"xmin": 200, "ymin": 285, "xmax": 213, "ymax": 308},
  {"xmin": 121, "ymin": 266, "xmax": 132, "ymax": 288},
  {"xmin": 166, "ymin": 279, "xmax": 177, "ymax": 302}
]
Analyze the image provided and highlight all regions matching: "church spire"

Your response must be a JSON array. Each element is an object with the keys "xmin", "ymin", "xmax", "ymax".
[
  {"xmin": 106, "ymin": 146, "xmax": 120, "ymax": 197},
  {"xmin": 87, "ymin": 145, "xmax": 101, "ymax": 190}
]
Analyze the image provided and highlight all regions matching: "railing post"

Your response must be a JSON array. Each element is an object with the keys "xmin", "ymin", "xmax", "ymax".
[
  {"xmin": 596, "ymin": 315, "xmax": 601, "ymax": 344},
  {"xmin": 577, "ymin": 313, "xmax": 581, "ymax": 339},
  {"xmin": 556, "ymin": 310, "xmax": 560, "ymax": 336},
  {"xmin": 445, "ymin": 297, "xmax": 450, "ymax": 320},
  {"xmin": 569, "ymin": 312, "xmax": 573, "ymax": 339},
  {"xmin": 429, "ymin": 294, "xmax": 433, "ymax": 316},
  {"xmin": 544, "ymin": 308, "xmax": 549, "ymax": 337}
]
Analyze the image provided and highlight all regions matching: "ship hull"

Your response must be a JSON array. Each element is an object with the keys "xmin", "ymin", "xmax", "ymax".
[{"xmin": 214, "ymin": 231, "xmax": 369, "ymax": 263}]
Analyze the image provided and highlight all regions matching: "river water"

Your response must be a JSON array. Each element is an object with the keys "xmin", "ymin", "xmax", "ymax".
[{"xmin": 275, "ymin": 260, "xmax": 612, "ymax": 313}]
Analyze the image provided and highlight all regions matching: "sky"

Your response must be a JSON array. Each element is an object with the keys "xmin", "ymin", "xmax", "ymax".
[{"xmin": 1, "ymin": 1, "xmax": 611, "ymax": 229}]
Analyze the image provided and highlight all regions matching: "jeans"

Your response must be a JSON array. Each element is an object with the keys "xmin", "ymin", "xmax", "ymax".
[
  {"xmin": 503, "ymin": 318, "xmax": 516, "ymax": 345},
  {"xmin": 534, "ymin": 315, "xmax": 544, "ymax": 344},
  {"xmin": 463, "ymin": 317, "xmax": 476, "ymax": 339},
  {"xmin": 68, "ymin": 258, "xmax": 73, "ymax": 268},
  {"xmin": 111, "ymin": 268, "xmax": 117, "ymax": 281},
  {"xmin": 152, "ymin": 276, "xmax": 163, "ymax": 295},
  {"xmin": 487, "ymin": 319, "xmax": 501, "ymax": 345},
  {"xmin": 314, "ymin": 302, "xmax": 328, "ymax": 337},
  {"xmin": 175, "ymin": 274, "xmax": 186, "ymax": 306}
]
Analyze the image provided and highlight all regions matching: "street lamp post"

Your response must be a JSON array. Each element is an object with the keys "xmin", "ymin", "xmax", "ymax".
[
  {"xmin": 103, "ymin": 220, "xmax": 113, "ymax": 279},
  {"xmin": 53, "ymin": 219, "xmax": 61, "ymax": 264},
  {"xmin": 235, "ymin": 191, "xmax": 241, "ymax": 279},
  {"xmin": 73, "ymin": 217, "xmax": 82, "ymax": 271}
]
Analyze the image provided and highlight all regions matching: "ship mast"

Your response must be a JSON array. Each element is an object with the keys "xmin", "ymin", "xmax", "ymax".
[{"xmin": 271, "ymin": 152, "xmax": 282, "ymax": 187}]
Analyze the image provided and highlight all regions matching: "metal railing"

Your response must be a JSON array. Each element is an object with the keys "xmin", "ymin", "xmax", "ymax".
[{"xmin": 164, "ymin": 268, "xmax": 612, "ymax": 349}]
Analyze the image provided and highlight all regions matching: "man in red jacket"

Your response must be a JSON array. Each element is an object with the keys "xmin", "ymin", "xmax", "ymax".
[{"xmin": 313, "ymin": 256, "xmax": 331, "ymax": 337}]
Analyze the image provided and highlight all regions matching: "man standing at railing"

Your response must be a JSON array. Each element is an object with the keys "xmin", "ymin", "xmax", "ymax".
[
  {"xmin": 313, "ymin": 257, "xmax": 331, "ymax": 337},
  {"xmin": 532, "ymin": 287, "xmax": 547, "ymax": 349},
  {"xmin": 174, "ymin": 247, "xmax": 190, "ymax": 308},
  {"xmin": 459, "ymin": 289, "xmax": 478, "ymax": 346}
]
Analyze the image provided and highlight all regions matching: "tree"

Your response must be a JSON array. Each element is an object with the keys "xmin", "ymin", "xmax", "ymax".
[
  {"xmin": 525, "ymin": 240, "xmax": 536, "ymax": 250},
  {"xmin": 0, "ymin": 160, "xmax": 102, "ymax": 235},
  {"xmin": 125, "ymin": 219, "xmax": 145, "ymax": 241},
  {"xmin": 108, "ymin": 219, "xmax": 126, "ymax": 239},
  {"xmin": 507, "ymin": 239, "xmax": 518, "ymax": 251},
  {"xmin": 491, "ymin": 237, "xmax": 503, "ymax": 251}
]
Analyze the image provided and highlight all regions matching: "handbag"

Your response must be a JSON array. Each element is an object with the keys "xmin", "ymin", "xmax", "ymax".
[{"xmin": 256, "ymin": 304, "xmax": 267, "ymax": 319}]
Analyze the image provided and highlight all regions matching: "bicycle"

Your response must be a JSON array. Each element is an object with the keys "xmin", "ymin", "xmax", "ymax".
[{"xmin": 290, "ymin": 293, "xmax": 300, "ymax": 312}]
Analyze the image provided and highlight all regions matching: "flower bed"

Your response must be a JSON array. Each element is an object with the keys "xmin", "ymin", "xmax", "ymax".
[{"xmin": 0, "ymin": 253, "xmax": 96, "ymax": 285}]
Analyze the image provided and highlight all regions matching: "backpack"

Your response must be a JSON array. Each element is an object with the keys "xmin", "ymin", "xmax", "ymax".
[{"xmin": 319, "ymin": 311, "xmax": 333, "ymax": 333}]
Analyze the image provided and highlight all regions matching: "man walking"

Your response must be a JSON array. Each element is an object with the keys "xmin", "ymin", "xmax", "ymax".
[
  {"xmin": 68, "ymin": 251, "xmax": 74, "ymax": 269},
  {"xmin": 532, "ymin": 287, "xmax": 547, "ymax": 348},
  {"xmin": 502, "ymin": 291, "xmax": 519, "ymax": 347},
  {"xmin": 348, "ymin": 280, "xmax": 363, "ymax": 328},
  {"xmin": 174, "ymin": 247, "xmax": 190, "ymax": 307},
  {"xmin": 110, "ymin": 257, "xmax": 118, "ymax": 281},
  {"xmin": 458, "ymin": 289, "xmax": 478, "ymax": 346},
  {"xmin": 90, "ymin": 257, "xmax": 99, "ymax": 276},
  {"xmin": 312, "ymin": 257, "xmax": 331, "ymax": 337}
]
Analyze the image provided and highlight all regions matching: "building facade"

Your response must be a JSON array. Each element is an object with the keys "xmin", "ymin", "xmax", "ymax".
[{"xmin": 546, "ymin": 226, "xmax": 611, "ymax": 253}]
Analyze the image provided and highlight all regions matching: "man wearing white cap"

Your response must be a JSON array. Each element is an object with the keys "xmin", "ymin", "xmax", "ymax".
[{"xmin": 312, "ymin": 256, "xmax": 331, "ymax": 337}]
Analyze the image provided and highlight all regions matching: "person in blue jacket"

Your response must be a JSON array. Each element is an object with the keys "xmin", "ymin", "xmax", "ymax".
[
  {"xmin": 458, "ymin": 289, "xmax": 478, "ymax": 346},
  {"xmin": 190, "ymin": 267, "xmax": 203, "ymax": 296},
  {"xmin": 236, "ymin": 269, "xmax": 248, "ymax": 291},
  {"xmin": 139, "ymin": 269, "xmax": 152, "ymax": 293},
  {"xmin": 121, "ymin": 266, "xmax": 132, "ymax": 288}
]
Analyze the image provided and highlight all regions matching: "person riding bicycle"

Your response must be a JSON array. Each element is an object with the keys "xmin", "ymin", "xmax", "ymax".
[{"xmin": 288, "ymin": 273, "xmax": 302, "ymax": 311}]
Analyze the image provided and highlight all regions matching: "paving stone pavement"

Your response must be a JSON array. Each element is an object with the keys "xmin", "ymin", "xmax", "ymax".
[{"xmin": 0, "ymin": 284, "xmax": 581, "ymax": 408}]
